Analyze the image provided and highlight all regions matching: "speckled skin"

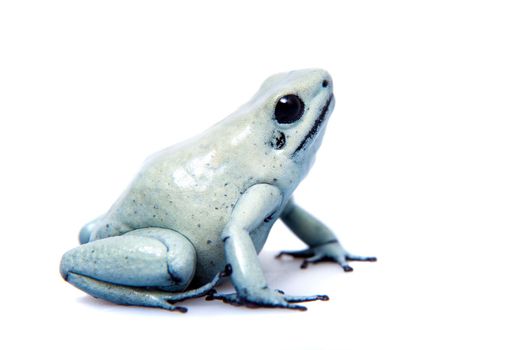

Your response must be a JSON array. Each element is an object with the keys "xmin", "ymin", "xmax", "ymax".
[{"xmin": 60, "ymin": 69, "xmax": 376, "ymax": 312}]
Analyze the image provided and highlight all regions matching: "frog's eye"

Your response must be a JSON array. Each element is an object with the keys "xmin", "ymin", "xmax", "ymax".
[{"xmin": 274, "ymin": 94, "xmax": 304, "ymax": 124}]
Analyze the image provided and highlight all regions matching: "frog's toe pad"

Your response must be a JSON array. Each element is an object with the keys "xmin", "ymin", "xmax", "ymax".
[{"xmin": 162, "ymin": 302, "xmax": 188, "ymax": 313}]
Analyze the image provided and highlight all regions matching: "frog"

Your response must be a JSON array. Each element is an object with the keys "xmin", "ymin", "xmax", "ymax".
[{"xmin": 59, "ymin": 69, "xmax": 376, "ymax": 312}]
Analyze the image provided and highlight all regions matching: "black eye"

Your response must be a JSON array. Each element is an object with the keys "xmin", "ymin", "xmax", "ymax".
[{"xmin": 274, "ymin": 94, "xmax": 304, "ymax": 124}]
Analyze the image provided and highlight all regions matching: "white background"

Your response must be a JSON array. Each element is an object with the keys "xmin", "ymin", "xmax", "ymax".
[{"xmin": 1, "ymin": 1, "xmax": 524, "ymax": 349}]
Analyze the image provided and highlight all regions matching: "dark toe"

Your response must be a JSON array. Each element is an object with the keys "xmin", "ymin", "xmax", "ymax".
[{"xmin": 343, "ymin": 265, "xmax": 354, "ymax": 272}]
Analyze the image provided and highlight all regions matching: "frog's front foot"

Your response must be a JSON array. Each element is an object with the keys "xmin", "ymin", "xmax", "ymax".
[
  {"xmin": 206, "ymin": 287, "xmax": 328, "ymax": 311},
  {"xmin": 277, "ymin": 241, "xmax": 377, "ymax": 272}
]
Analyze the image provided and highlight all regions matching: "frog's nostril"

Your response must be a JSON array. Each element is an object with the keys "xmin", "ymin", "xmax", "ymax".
[{"xmin": 322, "ymin": 80, "xmax": 329, "ymax": 88}]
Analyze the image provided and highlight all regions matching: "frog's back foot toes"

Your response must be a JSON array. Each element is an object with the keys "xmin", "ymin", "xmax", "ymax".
[{"xmin": 60, "ymin": 227, "xmax": 207, "ymax": 311}]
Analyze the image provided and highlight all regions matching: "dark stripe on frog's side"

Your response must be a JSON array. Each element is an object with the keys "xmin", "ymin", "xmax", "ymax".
[{"xmin": 292, "ymin": 94, "xmax": 334, "ymax": 156}]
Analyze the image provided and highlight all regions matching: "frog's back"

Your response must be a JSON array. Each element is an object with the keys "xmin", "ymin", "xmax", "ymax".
[{"xmin": 120, "ymin": 147, "xmax": 242, "ymax": 233}]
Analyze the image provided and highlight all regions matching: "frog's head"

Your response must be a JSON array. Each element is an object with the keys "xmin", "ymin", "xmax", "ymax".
[{"xmin": 250, "ymin": 69, "xmax": 335, "ymax": 173}]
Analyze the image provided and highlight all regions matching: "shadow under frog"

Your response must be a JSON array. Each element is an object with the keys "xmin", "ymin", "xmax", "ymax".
[{"xmin": 60, "ymin": 69, "xmax": 376, "ymax": 312}]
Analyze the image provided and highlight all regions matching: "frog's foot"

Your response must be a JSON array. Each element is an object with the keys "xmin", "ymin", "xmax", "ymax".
[
  {"xmin": 276, "ymin": 241, "xmax": 377, "ymax": 272},
  {"xmin": 61, "ymin": 227, "xmax": 219, "ymax": 312},
  {"xmin": 66, "ymin": 271, "xmax": 220, "ymax": 312},
  {"xmin": 206, "ymin": 288, "xmax": 328, "ymax": 311}
]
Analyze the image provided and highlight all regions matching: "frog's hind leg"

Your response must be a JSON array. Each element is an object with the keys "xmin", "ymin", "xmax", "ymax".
[{"xmin": 60, "ymin": 228, "xmax": 220, "ymax": 312}]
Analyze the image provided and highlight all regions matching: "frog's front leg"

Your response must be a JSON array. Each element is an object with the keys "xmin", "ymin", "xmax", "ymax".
[
  {"xmin": 207, "ymin": 184, "xmax": 328, "ymax": 310},
  {"xmin": 60, "ymin": 228, "xmax": 220, "ymax": 312},
  {"xmin": 277, "ymin": 197, "xmax": 376, "ymax": 272}
]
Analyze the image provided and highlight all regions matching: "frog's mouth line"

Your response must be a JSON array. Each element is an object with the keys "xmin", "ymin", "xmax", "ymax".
[{"xmin": 292, "ymin": 93, "xmax": 334, "ymax": 156}]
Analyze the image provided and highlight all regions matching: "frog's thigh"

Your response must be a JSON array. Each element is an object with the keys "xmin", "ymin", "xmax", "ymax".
[{"xmin": 60, "ymin": 228, "xmax": 198, "ymax": 308}]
